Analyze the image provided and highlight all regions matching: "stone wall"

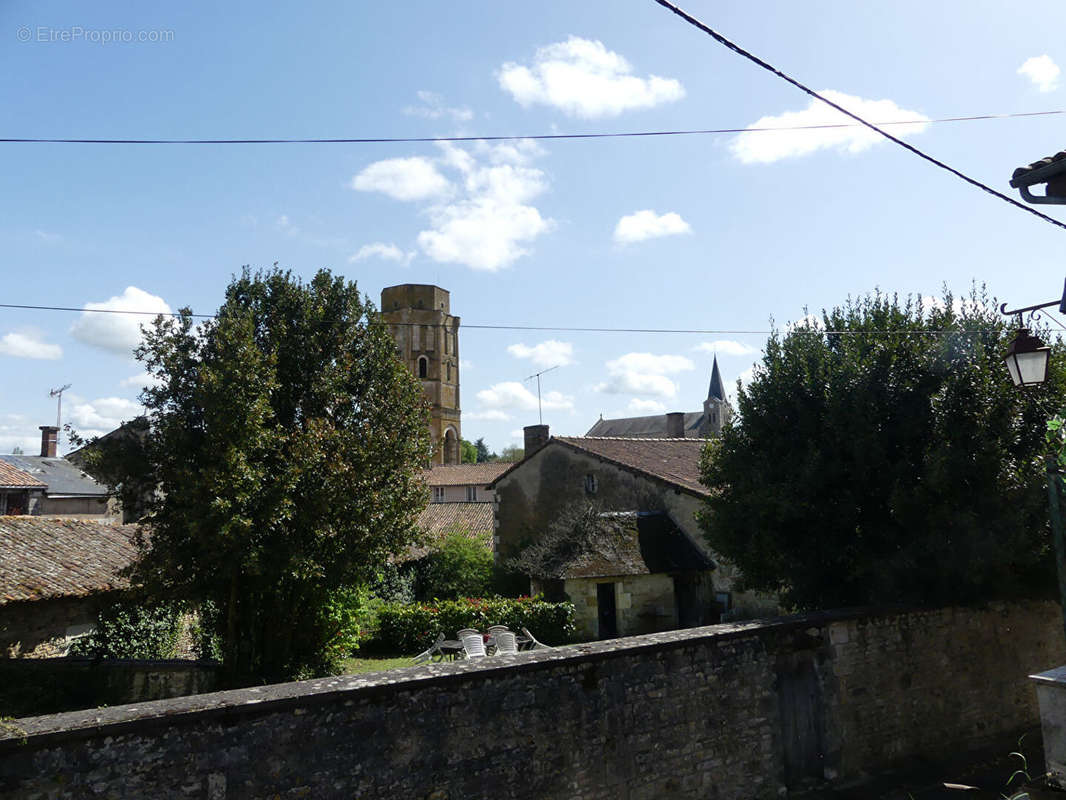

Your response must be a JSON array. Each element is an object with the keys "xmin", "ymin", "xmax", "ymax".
[
  {"xmin": 0, "ymin": 657, "xmax": 218, "ymax": 718},
  {"xmin": 1, "ymin": 602, "xmax": 1062, "ymax": 799}
]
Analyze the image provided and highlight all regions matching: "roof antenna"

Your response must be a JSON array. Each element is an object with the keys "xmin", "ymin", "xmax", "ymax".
[
  {"xmin": 49, "ymin": 383, "xmax": 71, "ymax": 447},
  {"xmin": 523, "ymin": 365, "xmax": 560, "ymax": 425}
]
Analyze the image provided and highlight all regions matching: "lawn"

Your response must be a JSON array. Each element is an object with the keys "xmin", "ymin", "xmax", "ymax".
[{"xmin": 341, "ymin": 655, "xmax": 418, "ymax": 675}]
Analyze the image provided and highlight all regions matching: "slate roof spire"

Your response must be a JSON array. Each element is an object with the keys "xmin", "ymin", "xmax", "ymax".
[{"xmin": 707, "ymin": 355, "xmax": 725, "ymax": 401}]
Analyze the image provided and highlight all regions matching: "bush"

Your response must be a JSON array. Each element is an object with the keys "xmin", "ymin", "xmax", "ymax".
[
  {"xmin": 415, "ymin": 529, "xmax": 494, "ymax": 600},
  {"xmin": 371, "ymin": 596, "xmax": 575, "ymax": 653},
  {"xmin": 70, "ymin": 599, "xmax": 183, "ymax": 659}
]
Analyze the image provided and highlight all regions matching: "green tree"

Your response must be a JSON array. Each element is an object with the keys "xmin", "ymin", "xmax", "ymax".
[
  {"xmin": 82, "ymin": 267, "xmax": 431, "ymax": 683},
  {"xmin": 474, "ymin": 437, "xmax": 494, "ymax": 463},
  {"xmin": 700, "ymin": 288, "xmax": 1066, "ymax": 610},
  {"xmin": 460, "ymin": 438, "xmax": 477, "ymax": 464},
  {"xmin": 498, "ymin": 445, "xmax": 524, "ymax": 462},
  {"xmin": 415, "ymin": 528, "xmax": 495, "ymax": 600}
]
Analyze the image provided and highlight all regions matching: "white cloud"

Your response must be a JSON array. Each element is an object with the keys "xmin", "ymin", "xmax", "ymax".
[
  {"xmin": 351, "ymin": 157, "xmax": 451, "ymax": 201},
  {"xmin": 0, "ymin": 413, "xmax": 40, "ymax": 456},
  {"xmin": 121, "ymin": 371, "xmax": 163, "ymax": 390},
  {"xmin": 70, "ymin": 287, "xmax": 172, "ymax": 357},
  {"xmin": 403, "ymin": 90, "xmax": 474, "ymax": 122},
  {"xmin": 596, "ymin": 352, "xmax": 694, "ymax": 398},
  {"xmin": 68, "ymin": 396, "xmax": 142, "ymax": 438},
  {"xmin": 506, "ymin": 340, "xmax": 575, "ymax": 368},
  {"xmin": 731, "ymin": 90, "xmax": 930, "ymax": 164},
  {"xmin": 476, "ymin": 381, "xmax": 574, "ymax": 412},
  {"xmin": 498, "ymin": 36, "xmax": 684, "ymax": 118},
  {"xmin": 614, "ymin": 210, "xmax": 691, "ymax": 245},
  {"xmin": 349, "ymin": 242, "xmax": 415, "ymax": 265},
  {"xmin": 34, "ymin": 229, "xmax": 61, "ymax": 243},
  {"xmin": 0, "ymin": 331, "xmax": 62, "ymax": 360},
  {"xmin": 417, "ymin": 142, "xmax": 553, "ymax": 271},
  {"xmin": 464, "ymin": 409, "xmax": 511, "ymax": 421},
  {"xmin": 1019, "ymin": 55, "xmax": 1060, "ymax": 92},
  {"xmin": 693, "ymin": 340, "xmax": 757, "ymax": 356},
  {"xmin": 627, "ymin": 398, "xmax": 666, "ymax": 414}
]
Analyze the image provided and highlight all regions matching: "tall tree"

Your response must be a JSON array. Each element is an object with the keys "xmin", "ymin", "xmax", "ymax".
[
  {"xmin": 460, "ymin": 438, "xmax": 477, "ymax": 464},
  {"xmin": 85, "ymin": 268, "xmax": 430, "ymax": 682},
  {"xmin": 474, "ymin": 437, "xmax": 493, "ymax": 463},
  {"xmin": 700, "ymin": 288, "xmax": 1066, "ymax": 610}
]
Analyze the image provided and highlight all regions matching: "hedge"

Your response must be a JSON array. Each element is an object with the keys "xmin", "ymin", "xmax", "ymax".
[{"xmin": 372, "ymin": 596, "xmax": 575, "ymax": 653}]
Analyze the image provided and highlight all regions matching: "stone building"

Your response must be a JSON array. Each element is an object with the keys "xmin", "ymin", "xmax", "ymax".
[
  {"xmin": 489, "ymin": 425, "xmax": 777, "ymax": 638},
  {"xmin": 380, "ymin": 284, "xmax": 462, "ymax": 465},
  {"xmin": 0, "ymin": 426, "xmax": 120, "ymax": 523},
  {"xmin": 586, "ymin": 356, "xmax": 732, "ymax": 438},
  {"xmin": 0, "ymin": 516, "xmax": 140, "ymax": 657},
  {"xmin": 423, "ymin": 463, "xmax": 511, "ymax": 504}
]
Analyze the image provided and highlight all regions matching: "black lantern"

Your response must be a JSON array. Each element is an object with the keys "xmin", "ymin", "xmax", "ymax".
[{"xmin": 1004, "ymin": 328, "xmax": 1051, "ymax": 387}]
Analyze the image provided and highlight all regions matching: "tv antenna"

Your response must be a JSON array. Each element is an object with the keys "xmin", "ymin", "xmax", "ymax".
[
  {"xmin": 49, "ymin": 383, "xmax": 71, "ymax": 443},
  {"xmin": 523, "ymin": 365, "xmax": 560, "ymax": 425}
]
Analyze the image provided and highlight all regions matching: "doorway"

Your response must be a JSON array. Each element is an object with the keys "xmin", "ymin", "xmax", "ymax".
[{"xmin": 597, "ymin": 582, "xmax": 617, "ymax": 638}]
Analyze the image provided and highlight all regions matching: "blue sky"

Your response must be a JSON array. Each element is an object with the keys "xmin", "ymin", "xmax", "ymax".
[{"xmin": 3, "ymin": 0, "xmax": 1066, "ymax": 454}]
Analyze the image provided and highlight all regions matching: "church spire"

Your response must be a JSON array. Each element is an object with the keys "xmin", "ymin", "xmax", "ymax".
[{"xmin": 707, "ymin": 355, "xmax": 725, "ymax": 402}]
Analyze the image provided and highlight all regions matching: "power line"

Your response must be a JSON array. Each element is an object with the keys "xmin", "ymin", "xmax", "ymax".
[
  {"xmin": 0, "ymin": 301, "xmax": 1044, "ymax": 336},
  {"xmin": 651, "ymin": 0, "xmax": 1066, "ymax": 234},
  {"xmin": 0, "ymin": 109, "xmax": 1062, "ymax": 146}
]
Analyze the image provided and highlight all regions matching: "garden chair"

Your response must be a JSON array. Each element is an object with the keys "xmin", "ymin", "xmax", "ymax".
[
  {"xmin": 460, "ymin": 631, "xmax": 487, "ymax": 659},
  {"xmin": 487, "ymin": 625, "xmax": 510, "ymax": 636},
  {"xmin": 412, "ymin": 633, "xmax": 445, "ymax": 665},
  {"xmin": 493, "ymin": 630, "xmax": 519, "ymax": 656},
  {"xmin": 456, "ymin": 628, "xmax": 480, "ymax": 638},
  {"xmin": 520, "ymin": 627, "xmax": 553, "ymax": 650}
]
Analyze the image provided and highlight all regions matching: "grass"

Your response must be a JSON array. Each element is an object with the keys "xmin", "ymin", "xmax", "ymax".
[{"xmin": 341, "ymin": 655, "xmax": 418, "ymax": 676}]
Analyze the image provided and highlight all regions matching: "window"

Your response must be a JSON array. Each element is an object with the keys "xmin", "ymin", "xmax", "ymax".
[
  {"xmin": 432, "ymin": 487, "xmax": 445, "ymax": 503},
  {"xmin": 418, "ymin": 356, "xmax": 428, "ymax": 379},
  {"xmin": 466, "ymin": 486, "xmax": 477, "ymax": 501},
  {"xmin": 584, "ymin": 474, "xmax": 598, "ymax": 495}
]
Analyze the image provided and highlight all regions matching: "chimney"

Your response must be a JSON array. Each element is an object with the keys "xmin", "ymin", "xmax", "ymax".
[
  {"xmin": 524, "ymin": 424, "xmax": 549, "ymax": 456},
  {"xmin": 666, "ymin": 412, "xmax": 685, "ymax": 438},
  {"xmin": 39, "ymin": 425, "xmax": 58, "ymax": 457}
]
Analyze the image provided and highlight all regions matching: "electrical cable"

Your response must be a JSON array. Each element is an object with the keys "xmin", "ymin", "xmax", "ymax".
[
  {"xmin": 0, "ymin": 110, "xmax": 1062, "ymax": 146},
  {"xmin": 651, "ymin": 0, "xmax": 1066, "ymax": 234},
  {"xmin": 0, "ymin": 302, "xmax": 1043, "ymax": 337}
]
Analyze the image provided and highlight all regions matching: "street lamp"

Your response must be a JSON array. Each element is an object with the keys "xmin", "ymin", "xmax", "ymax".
[{"xmin": 1004, "ymin": 328, "xmax": 1051, "ymax": 387}]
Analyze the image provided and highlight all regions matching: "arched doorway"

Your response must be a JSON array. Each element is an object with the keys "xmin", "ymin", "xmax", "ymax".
[{"xmin": 443, "ymin": 427, "xmax": 459, "ymax": 464}]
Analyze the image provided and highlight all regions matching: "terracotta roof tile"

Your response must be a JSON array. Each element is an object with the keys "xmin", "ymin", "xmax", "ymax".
[
  {"xmin": 422, "ymin": 463, "xmax": 513, "ymax": 487},
  {"xmin": 0, "ymin": 517, "xmax": 140, "ymax": 605},
  {"xmin": 0, "ymin": 460, "xmax": 46, "ymax": 489},
  {"xmin": 404, "ymin": 502, "xmax": 494, "ymax": 561},
  {"xmin": 553, "ymin": 437, "xmax": 711, "ymax": 497}
]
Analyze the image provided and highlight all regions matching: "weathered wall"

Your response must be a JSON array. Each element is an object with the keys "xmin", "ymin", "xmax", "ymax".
[
  {"xmin": 0, "ymin": 657, "xmax": 218, "ymax": 718},
  {"xmin": 2, "ymin": 601, "xmax": 1062, "ymax": 799},
  {"xmin": 0, "ymin": 596, "xmax": 102, "ymax": 658}
]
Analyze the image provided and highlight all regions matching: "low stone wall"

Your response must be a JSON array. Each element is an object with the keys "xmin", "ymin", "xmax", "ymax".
[
  {"xmin": 0, "ymin": 658, "xmax": 218, "ymax": 718},
  {"xmin": 0, "ymin": 602, "xmax": 1061, "ymax": 799}
]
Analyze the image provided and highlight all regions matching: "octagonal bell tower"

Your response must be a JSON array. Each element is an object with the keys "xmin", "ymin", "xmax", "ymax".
[{"xmin": 380, "ymin": 284, "xmax": 461, "ymax": 465}]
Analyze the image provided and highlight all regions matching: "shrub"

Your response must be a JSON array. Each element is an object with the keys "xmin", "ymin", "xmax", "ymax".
[
  {"xmin": 371, "ymin": 596, "xmax": 575, "ymax": 653},
  {"xmin": 415, "ymin": 528, "xmax": 494, "ymax": 600},
  {"xmin": 70, "ymin": 599, "xmax": 183, "ymax": 659}
]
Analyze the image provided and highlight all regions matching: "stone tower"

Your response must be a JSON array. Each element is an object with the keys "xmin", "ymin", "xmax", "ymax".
[
  {"xmin": 380, "ymin": 284, "xmax": 461, "ymax": 465},
  {"xmin": 699, "ymin": 355, "xmax": 732, "ymax": 437}
]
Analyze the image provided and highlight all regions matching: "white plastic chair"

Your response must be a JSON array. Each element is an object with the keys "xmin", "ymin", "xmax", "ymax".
[
  {"xmin": 494, "ymin": 630, "xmax": 519, "ymax": 655},
  {"xmin": 520, "ymin": 626, "xmax": 552, "ymax": 650},
  {"xmin": 412, "ymin": 633, "xmax": 445, "ymax": 664},
  {"xmin": 460, "ymin": 631, "xmax": 486, "ymax": 659}
]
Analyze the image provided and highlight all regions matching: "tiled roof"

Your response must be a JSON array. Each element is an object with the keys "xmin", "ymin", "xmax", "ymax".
[
  {"xmin": 404, "ymin": 502, "xmax": 494, "ymax": 561},
  {"xmin": 586, "ymin": 412, "xmax": 705, "ymax": 438},
  {"xmin": 0, "ymin": 517, "xmax": 140, "ymax": 605},
  {"xmin": 524, "ymin": 511, "xmax": 714, "ymax": 580},
  {"xmin": 422, "ymin": 463, "xmax": 513, "ymax": 487},
  {"xmin": 1011, "ymin": 149, "xmax": 1066, "ymax": 187},
  {"xmin": 0, "ymin": 455, "xmax": 109, "ymax": 497},
  {"xmin": 554, "ymin": 437, "xmax": 711, "ymax": 497},
  {"xmin": 0, "ymin": 460, "xmax": 46, "ymax": 489}
]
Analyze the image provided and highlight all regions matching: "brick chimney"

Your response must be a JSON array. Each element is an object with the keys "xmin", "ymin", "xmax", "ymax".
[
  {"xmin": 666, "ymin": 412, "xmax": 685, "ymax": 438},
  {"xmin": 39, "ymin": 425, "xmax": 58, "ymax": 457},
  {"xmin": 523, "ymin": 424, "xmax": 549, "ymax": 456}
]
